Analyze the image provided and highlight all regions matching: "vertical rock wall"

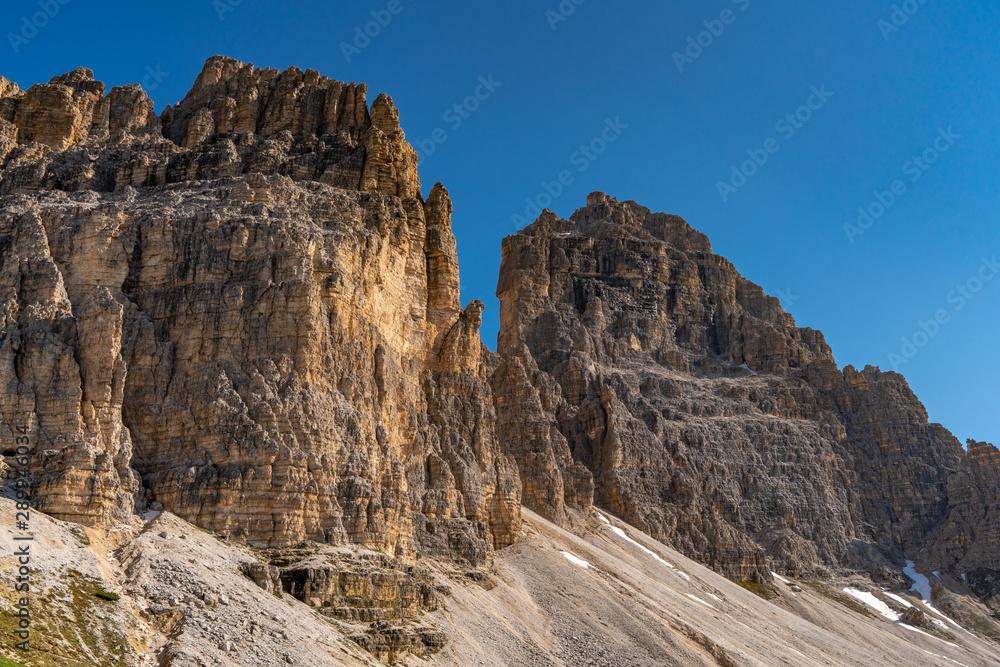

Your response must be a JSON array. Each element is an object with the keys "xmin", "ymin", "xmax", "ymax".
[{"xmin": 0, "ymin": 57, "xmax": 519, "ymax": 563}]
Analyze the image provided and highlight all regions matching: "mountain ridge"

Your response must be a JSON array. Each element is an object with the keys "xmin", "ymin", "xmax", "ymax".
[{"xmin": 1, "ymin": 56, "xmax": 999, "ymax": 664}]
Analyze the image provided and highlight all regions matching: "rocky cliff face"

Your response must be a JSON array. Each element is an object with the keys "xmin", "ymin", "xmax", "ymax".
[
  {"xmin": 0, "ymin": 57, "xmax": 519, "ymax": 564},
  {"xmin": 0, "ymin": 56, "xmax": 417, "ymax": 197},
  {"xmin": 2, "ymin": 58, "xmax": 997, "ymax": 604},
  {"xmin": 495, "ymin": 192, "xmax": 996, "ymax": 584},
  {"xmin": 927, "ymin": 440, "xmax": 1000, "ymax": 612}
]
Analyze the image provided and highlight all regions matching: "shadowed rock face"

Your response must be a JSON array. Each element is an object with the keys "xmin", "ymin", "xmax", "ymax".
[
  {"xmin": 926, "ymin": 439, "xmax": 1000, "ymax": 604},
  {"xmin": 0, "ymin": 57, "xmax": 519, "ymax": 562},
  {"xmin": 494, "ymin": 193, "xmax": 992, "ymax": 583}
]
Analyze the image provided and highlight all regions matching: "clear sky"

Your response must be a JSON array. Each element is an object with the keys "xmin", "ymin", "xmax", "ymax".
[{"xmin": 2, "ymin": 1, "xmax": 997, "ymax": 446}]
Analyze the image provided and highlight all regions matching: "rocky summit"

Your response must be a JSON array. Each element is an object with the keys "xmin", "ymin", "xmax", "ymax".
[
  {"xmin": 1, "ymin": 57, "xmax": 999, "ymax": 665},
  {"xmin": 494, "ymin": 192, "xmax": 999, "ymax": 587}
]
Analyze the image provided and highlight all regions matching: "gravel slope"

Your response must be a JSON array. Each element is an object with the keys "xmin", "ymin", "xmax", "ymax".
[{"xmin": 2, "ymin": 499, "xmax": 999, "ymax": 666}]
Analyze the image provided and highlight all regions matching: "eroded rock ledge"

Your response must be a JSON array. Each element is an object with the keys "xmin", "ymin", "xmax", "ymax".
[{"xmin": 0, "ymin": 56, "xmax": 417, "ymax": 197}]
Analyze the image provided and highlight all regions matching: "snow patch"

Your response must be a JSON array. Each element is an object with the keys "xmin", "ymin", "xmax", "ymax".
[
  {"xmin": 685, "ymin": 594, "xmax": 716, "ymax": 610},
  {"xmin": 903, "ymin": 560, "xmax": 932, "ymax": 601},
  {"xmin": 842, "ymin": 588, "xmax": 898, "ymax": 622},
  {"xmin": 771, "ymin": 572, "xmax": 795, "ymax": 595},
  {"xmin": 599, "ymin": 514, "xmax": 676, "ymax": 569},
  {"xmin": 923, "ymin": 649, "xmax": 969, "ymax": 666},
  {"xmin": 705, "ymin": 592, "xmax": 722, "ymax": 602},
  {"xmin": 900, "ymin": 623, "xmax": 959, "ymax": 647},
  {"xmin": 598, "ymin": 512, "xmax": 694, "ymax": 581},
  {"xmin": 902, "ymin": 561, "xmax": 970, "ymax": 634},
  {"xmin": 845, "ymin": 588, "xmax": 963, "ymax": 647},
  {"xmin": 560, "ymin": 551, "xmax": 591, "ymax": 569}
]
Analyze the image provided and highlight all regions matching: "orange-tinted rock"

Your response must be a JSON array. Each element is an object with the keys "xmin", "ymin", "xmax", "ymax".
[{"xmin": 0, "ymin": 59, "xmax": 518, "ymax": 564}]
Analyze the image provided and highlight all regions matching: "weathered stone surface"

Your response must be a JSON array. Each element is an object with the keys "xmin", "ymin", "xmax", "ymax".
[
  {"xmin": 239, "ymin": 562, "xmax": 282, "ymax": 594},
  {"xmin": 967, "ymin": 568, "xmax": 1000, "ymax": 615},
  {"xmin": 924, "ymin": 441, "xmax": 1000, "ymax": 576},
  {"xmin": 901, "ymin": 606, "xmax": 927, "ymax": 627},
  {"xmin": 279, "ymin": 552, "xmax": 439, "ymax": 622},
  {"xmin": 494, "ymin": 193, "xmax": 996, "ymax": 584},
  {"xmin": 0, "ymin": 57, "xmax": 519, "ymax": 564},
  {"xmin": 0, "ymin": 56, "xmax": 416, "ymax": 198},
  {"xmin": 0, "ymin": 203, "xmax": 139, "ymax": 525},
  {"xmin": 351, "ymin": 621, "xmax": 446, "ymax": 664}
]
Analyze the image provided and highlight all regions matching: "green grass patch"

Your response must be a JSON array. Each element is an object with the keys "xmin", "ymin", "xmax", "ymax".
[
  {"xmin": 94, "ymin": 591, "xmax": 119, "ymax": 602},
  {"xmin": 737, "ymin": 581, "xmax": 776, "ymax": 600},
  {"xmin": 0, "ymin": 572, "xmax": 130, "ymax": 666},
  {"xmin": 0, "ymin": 656, "xmax": 30, "ymax": 667}
]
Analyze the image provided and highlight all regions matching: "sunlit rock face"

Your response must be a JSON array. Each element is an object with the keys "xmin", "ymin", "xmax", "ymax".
[{"xmin": 0, "ymin": 57, "xmax": 520, "ymax": 562}]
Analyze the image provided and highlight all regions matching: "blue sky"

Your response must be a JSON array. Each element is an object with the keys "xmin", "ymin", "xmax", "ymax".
[{"xmin": 2, "ymin": 0, "xmax": 997, "ymax": 446}]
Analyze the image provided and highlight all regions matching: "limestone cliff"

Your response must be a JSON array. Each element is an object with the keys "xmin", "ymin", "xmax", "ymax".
[
  {"xmin": 0, "ymin": 57, "xmax": 519, "ymax": 563},
  {"xmin": 2, "ymin": 57, "xmax": 997, "ymax": 606},
  {"xmin": 495, "ymin": 192, "xmax": 997, "ymax": 584}
]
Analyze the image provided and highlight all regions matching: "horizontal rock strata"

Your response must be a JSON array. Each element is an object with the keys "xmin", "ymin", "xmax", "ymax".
[{"xmin": 280, "ymin": 553, "xmax": 439, "ymax": 622}]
